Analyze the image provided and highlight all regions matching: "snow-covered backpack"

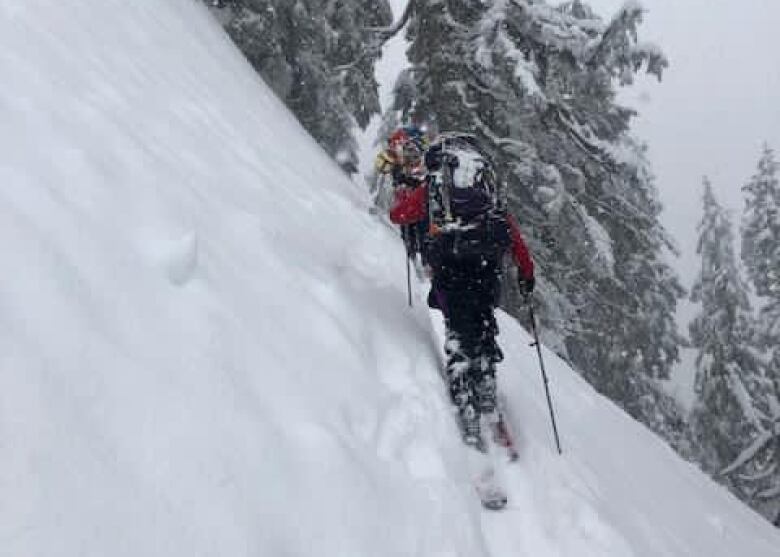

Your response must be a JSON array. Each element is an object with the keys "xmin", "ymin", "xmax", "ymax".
[{"xmin": 424, "ymin": 133, "xmax": 511, "ymax": 265}]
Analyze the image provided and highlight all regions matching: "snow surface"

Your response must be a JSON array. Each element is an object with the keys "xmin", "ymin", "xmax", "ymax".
[{"xmin": 2, "ymin": 0, "xmax": 780, "ymax": 555}]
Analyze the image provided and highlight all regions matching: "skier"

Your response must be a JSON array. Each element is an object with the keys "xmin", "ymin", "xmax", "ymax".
[
  {"xmin": 374, "ymin": 125, "xmax": 428, "ymax": 185},
  {"xmin": 375, "ymin": 126, "xmax": 429, "ymax": 261},
  {"xmin": 389, "ymin": 133, "xmax": 535, "ymax": 450}
]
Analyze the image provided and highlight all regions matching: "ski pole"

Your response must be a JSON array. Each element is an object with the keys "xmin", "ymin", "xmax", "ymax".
[
  {"xmin": 402, "ymin": 225, "xmax": 412, "ymax": 307},
  {"xmin": 406, "ymin": 248, "xmax": 413, "ymax": 307},
  {"xmin": 526, "ymin": 295, "xmax": 562, "ymax": 455}
]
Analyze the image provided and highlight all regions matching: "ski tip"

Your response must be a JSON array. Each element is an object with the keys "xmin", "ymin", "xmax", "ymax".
[
  {"xmin": 481, "ymin": 496, "xmax": 508, "ymax": 511},
  {"xmin": 477, "ymin": 483, "xmax": 508, "ymax": 511}
]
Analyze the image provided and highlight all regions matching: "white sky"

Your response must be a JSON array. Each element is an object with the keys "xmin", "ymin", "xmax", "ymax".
[{"xmin": 587, "ymin": 0, "xmax": 780, "ymax": 290}]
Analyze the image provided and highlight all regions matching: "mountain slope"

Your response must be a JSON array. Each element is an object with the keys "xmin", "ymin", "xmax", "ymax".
[{"xmin": 1, "ymin": 1, "xmax": 778, "ymax": 556}]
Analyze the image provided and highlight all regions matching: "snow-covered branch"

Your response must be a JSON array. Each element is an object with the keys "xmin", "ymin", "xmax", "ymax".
[
  {"xmin": 333, "ymin": 0, "xmax": 416, "ymax": 73},
  {"xmin": 721, "ymin": 430, "xmax": 774, "ymax": 476}
]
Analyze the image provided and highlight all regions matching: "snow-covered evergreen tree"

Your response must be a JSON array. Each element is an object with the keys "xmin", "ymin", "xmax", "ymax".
[
  {"xmin": 742, "ymin": 145, "xmax": 780, "ymax": 301},
  {"xmin": 737, "ymin": 144, "xmax": 780, "ymax": 521},
  {"xmin": 742, "ymin": 145, "xmax": 780, "ymax": 381},
  {"xmin": 392, "ymin": 0, "xmax": 686, "ymax": 444},
  {"xmin": 206, "ymin": 0, "xmax": 392, "ymax": 170},
  {"xmin": 689, "ymin": 179, "xmax": 773, "ymax": 507},
  {"xmin": 721, "ymin": 418, "xmax": 780, "ymax": 522}
]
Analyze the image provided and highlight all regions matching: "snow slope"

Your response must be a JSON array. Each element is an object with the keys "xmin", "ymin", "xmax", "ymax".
[{"xmin": 1, "ymin": 0, "xmax": 779, "ymax": 555}]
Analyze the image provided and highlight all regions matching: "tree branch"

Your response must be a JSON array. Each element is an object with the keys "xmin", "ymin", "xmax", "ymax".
[
  {"xmin": 333, "ymin": 0, "xmax": 416, "ymax": 73},
  {"xmin": 365, "ymin": 0, "xmax": 416, "ymax": 42}
]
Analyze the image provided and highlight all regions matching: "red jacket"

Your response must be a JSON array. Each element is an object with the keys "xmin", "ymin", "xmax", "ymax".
[{"xmin": 389, "ymin": 184, "xmax": 535, "ymax": 281}]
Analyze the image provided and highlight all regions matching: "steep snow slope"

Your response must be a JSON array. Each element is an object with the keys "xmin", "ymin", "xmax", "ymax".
[
  {"xmin": 0, "ymin": 1, "xmax": 487, "ymax": 555},
  {"xmin": 1, "ymin": 1, "xmax": 779, "ymax": 556}
]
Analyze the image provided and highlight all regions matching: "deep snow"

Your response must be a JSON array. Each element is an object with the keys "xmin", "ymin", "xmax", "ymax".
[{"xmin": 2, "ymin": 0, "xmax": 780, "ymax": 555}]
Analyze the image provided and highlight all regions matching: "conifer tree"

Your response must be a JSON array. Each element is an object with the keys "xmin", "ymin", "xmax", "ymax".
[
  {"xmin": 207, "ymin": 0, "xmax": 392, "ymax": 170},
  {"xmin": 689, "ymin": 179, "xmax": 769, "ymax": 496},
  {"xmin": 742, "ymin": 144, "xmax": 780, "ymax": 380},
  {"xmin": 742, "ymin": 145, "xmax": 780, "ymax": 300},
  {"xmin": 736, "ymin": 144, "xmax": 780, "ymax": 521}
]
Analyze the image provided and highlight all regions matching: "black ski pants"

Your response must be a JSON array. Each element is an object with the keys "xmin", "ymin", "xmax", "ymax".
[{"xmin": 429, "ymin": 258, "xmax": 503, "ymax": 427}]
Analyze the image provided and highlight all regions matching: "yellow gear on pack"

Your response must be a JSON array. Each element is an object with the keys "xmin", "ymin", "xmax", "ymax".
[{"xmin": 375, "ymin": 150, "xmax": 398, "ymax": 175}]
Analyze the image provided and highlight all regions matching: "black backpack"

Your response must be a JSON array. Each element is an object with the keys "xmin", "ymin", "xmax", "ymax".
[{"xmin": 424, "ymin": 134, "xmax": 511, "ymax": 266}]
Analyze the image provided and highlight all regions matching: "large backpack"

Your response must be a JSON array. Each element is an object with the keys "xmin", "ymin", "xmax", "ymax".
[{"xmin": 424, "ymin": 133, "xmax": 511, "ymax": 267}]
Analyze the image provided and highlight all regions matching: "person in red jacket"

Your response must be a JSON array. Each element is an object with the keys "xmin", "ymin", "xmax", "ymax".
[
  {"xmin": 390, "ymin": 133, "xmax": 535, "ymax": 448},
  {"xmin": 376, "ymin": 126, "xmax": 429, "ymax": 262}
]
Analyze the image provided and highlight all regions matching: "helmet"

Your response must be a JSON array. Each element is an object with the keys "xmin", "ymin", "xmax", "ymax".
[
  {"xmin": 401, "ymin": 125, "xmax": 428, "ymax": 151},
  {"xmin": 388, "ymin": 126, "xmax": 428, "ymax": 171}
]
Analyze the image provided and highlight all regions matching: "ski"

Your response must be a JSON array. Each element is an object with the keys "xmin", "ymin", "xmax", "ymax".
[
  {"xmin": 476, "ymin": 474, "xmax": 508, "ymax": 511},
  {"xmin": 464, "ymin": 412, "xmax": 514, "ymax": 511},
  {"xmin": 430, "ymin": 317, "xmax": 516, "ymax": 510},
  {"xmin": 466, "ymin": 442, "xmax": 508, "ymax": 511}
]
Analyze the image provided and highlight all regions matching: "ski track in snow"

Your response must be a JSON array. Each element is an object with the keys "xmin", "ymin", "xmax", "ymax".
[{"xmin": 2, "ymin": 0, "xmax": 780, "ymax": 556}]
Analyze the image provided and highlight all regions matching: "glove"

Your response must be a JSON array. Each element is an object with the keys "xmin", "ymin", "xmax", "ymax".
[
  {"xmin": 391, "ymin": 165, "xmax": 404, "ymax": 184},
  {"xmin": 518, "ymin": 276, "xmax": 535, "ymax": 296}
]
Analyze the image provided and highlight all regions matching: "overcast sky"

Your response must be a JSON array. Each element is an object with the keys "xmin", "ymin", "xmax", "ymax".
[{"xmin": 587, "ymin": 0, "xmax": 780, "ymax": 290}]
